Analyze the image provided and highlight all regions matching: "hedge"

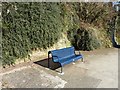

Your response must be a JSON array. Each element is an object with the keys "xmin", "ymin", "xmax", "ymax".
[{"xmin": 2, "ymin": 2, "xmax": 64, "ymax": 66}]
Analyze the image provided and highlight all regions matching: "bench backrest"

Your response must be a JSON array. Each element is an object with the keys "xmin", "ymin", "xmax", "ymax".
[{"xmin": 51, "ymin": 47, "xmax": 75, "ymax": 62}]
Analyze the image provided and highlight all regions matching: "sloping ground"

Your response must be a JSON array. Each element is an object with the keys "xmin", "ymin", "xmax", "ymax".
[{"xmin": 1, "ymin": 48, "xmax": 118, "ymax": 88}]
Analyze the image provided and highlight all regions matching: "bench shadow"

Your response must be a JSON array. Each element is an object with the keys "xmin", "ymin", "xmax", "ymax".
[{"xmin": 34, "ymin": 58, "xmax": 61, "ymax": 71}]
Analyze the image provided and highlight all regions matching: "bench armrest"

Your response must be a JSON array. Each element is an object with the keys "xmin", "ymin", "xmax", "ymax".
[
  {"xmin": 79, "ymin": 51, "xmax": 82, "ymax": 55},
  {"xmin": 52, "ymin": 55, "xmax": 60, "ymax": 62},
  {"xmin": 75, "ymin": 51, "xmax": 82, "ymax": 56}
]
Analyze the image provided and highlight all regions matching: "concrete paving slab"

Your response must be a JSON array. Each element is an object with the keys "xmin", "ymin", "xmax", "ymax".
[{"xmin": 2, "ymin": 66, "xmax": 67, "ymax": 88}]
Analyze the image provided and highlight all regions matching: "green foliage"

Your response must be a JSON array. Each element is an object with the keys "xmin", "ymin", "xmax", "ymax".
[
  {"xmin": 67, "ymin": 2, "xmax": 113, "ymax": 50},
  {"xmin": 76, "ymin": 2, "xmax": 114, "ymax": 28},
  {"xmin": 59, "ymin": 3, "xmax": 79, "ymax": 32},
  {"xmin": 2, "ymin": 2, "xmax": 63, "ymax": 66},
  {"xmin": 67, "ymin": 27, "xmax": 101, "ymax": 51}
]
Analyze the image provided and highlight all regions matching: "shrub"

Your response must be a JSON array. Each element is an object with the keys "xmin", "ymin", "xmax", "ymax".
[{"xmin": 67, "ymin": 27, "xmax": 101, "ymax": 51}]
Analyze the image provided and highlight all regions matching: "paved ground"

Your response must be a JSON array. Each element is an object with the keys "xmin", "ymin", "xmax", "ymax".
[{"xmin": 1, "ymin": 48, "xmax": 118, "ymax": 88}]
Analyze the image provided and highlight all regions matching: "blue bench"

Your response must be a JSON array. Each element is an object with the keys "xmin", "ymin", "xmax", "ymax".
[{"xmin": 48, "ymin": 47, "xmax": 83, "ymax": 73}]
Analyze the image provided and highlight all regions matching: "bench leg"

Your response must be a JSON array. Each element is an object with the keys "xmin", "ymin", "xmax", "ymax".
[
  {"xmin": 48, "ymin": 59, "xmax": 49, "ymax": 68},
  {"xmin": 48, "ymin": 53, "xmax": 50, "ymax": 68},
  {"xmin": 81, "ymin": 57, "xmax": 84, "ymax": 63},
  {"xmin": 72, "ymin": 59, "xmax": 75, "ymax": 64},
  {"xmin": 61, "ymin": 67, "xmax": 63, "ymax": 73},
  {"xmin": 72, "ymin": 62, "xmax": 75, "ymax": 64},
  {"xmin": 60, "ymin": 66, "xmax": 64, "ymax": 75},
  {"xmin": 48, "ymin": 57, "xmax": 49, "ymax": 68}
]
